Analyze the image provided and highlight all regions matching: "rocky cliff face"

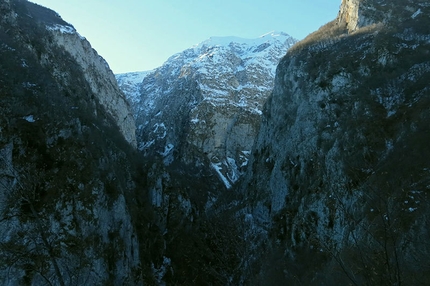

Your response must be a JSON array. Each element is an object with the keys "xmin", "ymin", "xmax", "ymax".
[
  {"xmin": 45, "ymin": 26, "xmax": 137, "ymax": 146},
  {"xmin": 0, "ymin": 1, "xmax": 142, "ymax": 284},
  {"xmin": 117, "ymin": 32, "xmax": 297, "ymax": 188},
  {"xmin": 338, "ymin": 0, "xmax": 428, "ymax": 32},
  {"xmin": 1, "ymin": 0, "xmax": 137, "ymax": 146},
  {"xmin": 240, "ymin": 0, "xmax": 430, "ymax": 284}
]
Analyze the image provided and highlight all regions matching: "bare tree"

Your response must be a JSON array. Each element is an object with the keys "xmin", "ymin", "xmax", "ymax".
[{"xmin": 0, "ymin": 151, "xmax": 66, "ymax": 286}]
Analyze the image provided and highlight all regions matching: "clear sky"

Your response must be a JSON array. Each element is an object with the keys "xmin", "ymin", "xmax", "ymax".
[{"xmin": 30, "ymin": 0, "xmax": 341, "ymax": 74}]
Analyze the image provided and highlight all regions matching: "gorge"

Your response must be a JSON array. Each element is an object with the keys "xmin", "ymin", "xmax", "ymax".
[{"xmin": 1, "ymin": 0, "xmax": 430, "ymax": 285}]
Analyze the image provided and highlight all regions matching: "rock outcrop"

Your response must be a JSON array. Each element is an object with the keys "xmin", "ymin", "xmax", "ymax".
[
  {"xmin": 240, "ymin": 0, "xmax": 430, "ymax": 284},
  {"xmin": 117, "ymin": 32, "xmax": 297, "ymax": 188},
  {"xmin": 338, "ymin": 0, "xmax": 428, "ymax": 33}
]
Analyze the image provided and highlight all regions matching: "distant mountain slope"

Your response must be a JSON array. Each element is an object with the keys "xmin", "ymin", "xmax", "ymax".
[
  {"xmin": 115, "ymin": 70, "xmax": 152, "ymax": 105},
  {"xmin": 117, "ymin": 32, "xmax": 297, "ymax": 188}
]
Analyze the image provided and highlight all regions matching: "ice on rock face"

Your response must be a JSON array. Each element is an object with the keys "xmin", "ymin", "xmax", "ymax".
[{"xmin": 211, "ymin": 162, "xmax": 232, "ymax": 189}]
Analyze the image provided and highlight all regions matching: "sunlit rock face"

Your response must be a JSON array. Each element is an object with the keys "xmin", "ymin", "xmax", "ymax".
[
  {"xmin": 338, "ymin": 0, "xmax": 428, "ymax": 33},
  {"xmin": 239, "ymin": 0, "xmax": 430, "ymax": 284},
  {"xmin": 117, "ymin": 32, "xmax": 297, "ymax": 188}
]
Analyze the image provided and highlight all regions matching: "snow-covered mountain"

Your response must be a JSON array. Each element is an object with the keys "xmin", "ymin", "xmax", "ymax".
[
  {"xmin": 117, "ymin": 31, "xmax": 297, "ymax": 188},
  {"xmin": 115, "ymin": 70, "xmax": 152, "ymax": 103}
]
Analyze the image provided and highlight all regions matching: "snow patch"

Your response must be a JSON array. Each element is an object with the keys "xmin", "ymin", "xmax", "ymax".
[
  {"xmin": 412, "ymin": 9, "xmax": 422, "ymax": 19},
  {"xmin": 250, "ymin": 107, "xmax": 263, "ymax": 115},
  {"xmin": 211, "ymin": 162, "xmax": 232, "ymax": 189},
  {"xmin": 46, "ymin": 24, "xmax": 75, "ymax": 35},
  {"xmin": 240, "ymin": 151, "xmax": 251, "ymax": 167},
  {"xmin": 153, "ymin": 123, "xmax": 167, "ymax": 139},
  {"xmin": 21, "ymin": 59, "xmax": 28, "ymax": 68},
  {"xmin": 22, "ymin": 82, "xmax": 37, "ymax": 89},
  {"xmin": 159, "ymin": 143, "xmax": 174, "ymax": 157},
  {"xmin": 23, "ymin": 115, "xmax": 36, "ymax": 122},
  {"xmin": 226, "ymin": 157, "xmax": 239, "ymax": 183},
  {"xmin": 190, "ymin": 115, "xmax": 200, "ymax": 124},
  {"xmin": 139, "ymin": 139, "xmax": 155, "ymax": 151}
]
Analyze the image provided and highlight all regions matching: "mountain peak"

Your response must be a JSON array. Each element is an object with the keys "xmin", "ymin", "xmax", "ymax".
[{"xmin": 260, "ymin": 30, "xmax": 292, "ymax": 38}]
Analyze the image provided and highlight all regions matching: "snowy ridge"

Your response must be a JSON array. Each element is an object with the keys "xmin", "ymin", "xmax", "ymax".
[
  {"xmin": 116, "ymin": 71, "xmax": 153, "ymax": 106},
  {"xmin": 46, "ymin": 24, "xmax": 75, "ymax": 35},
  {"xmin": 169, "ymin": 31, "xmax": 296, "ymax": 79},
  {"xmin": 193, "ymin": 31, "xmax": 294, "ymax": 51},
  {"xmin": 46, "ymin": 24, "xmax": 86, "ymax": 40},
  {"xmin": 129, "ymin": 31, "xmax": 297, "ymax": 116}
]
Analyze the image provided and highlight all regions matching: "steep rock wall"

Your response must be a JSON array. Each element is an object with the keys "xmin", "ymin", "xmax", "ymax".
[
  {"xmin": 45, "ymin": 26, "xmax": 137, "ymax": 146},
  {"xmin": 338, "ymin": 0, "xmax": 429, "ymax": 33},
  {"xmin": 240, "ymin": 0, "xmax": 430, "ymax": 284},
  {"xmin": 46, "ymin": 25, "xmax": 136, "ymax": 146},
  {"xmin": 1, "ymin": 0, "xmax": 136, "ymax": 147},
  {"xmin": 0, "ymin": 1, "xmax": 144, "ymax": 284}
]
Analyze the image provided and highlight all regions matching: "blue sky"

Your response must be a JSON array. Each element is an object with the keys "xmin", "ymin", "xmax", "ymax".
[{"xmin": 30, "ymin": 0, "xmax": 341, "ymax": 74}]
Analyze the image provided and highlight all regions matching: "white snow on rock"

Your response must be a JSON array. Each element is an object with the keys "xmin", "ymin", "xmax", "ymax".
[
  {"xmin": 211, "ymin": 162, "xmax": 232, "ymax": 189},
  {"xmin": 116, "ymin": 71, "xmax": 153, "ymax": 106},
  {"xmin": 412, "ymin": 9, "xmax": 422, "ymax": 19},
  {"xmin": 46, "ymin": 24, "xmax": 75, "ymax": 35},
  {"xmin": 23, "ymin": 115, "xmax": 36, "ymax": 122}
]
